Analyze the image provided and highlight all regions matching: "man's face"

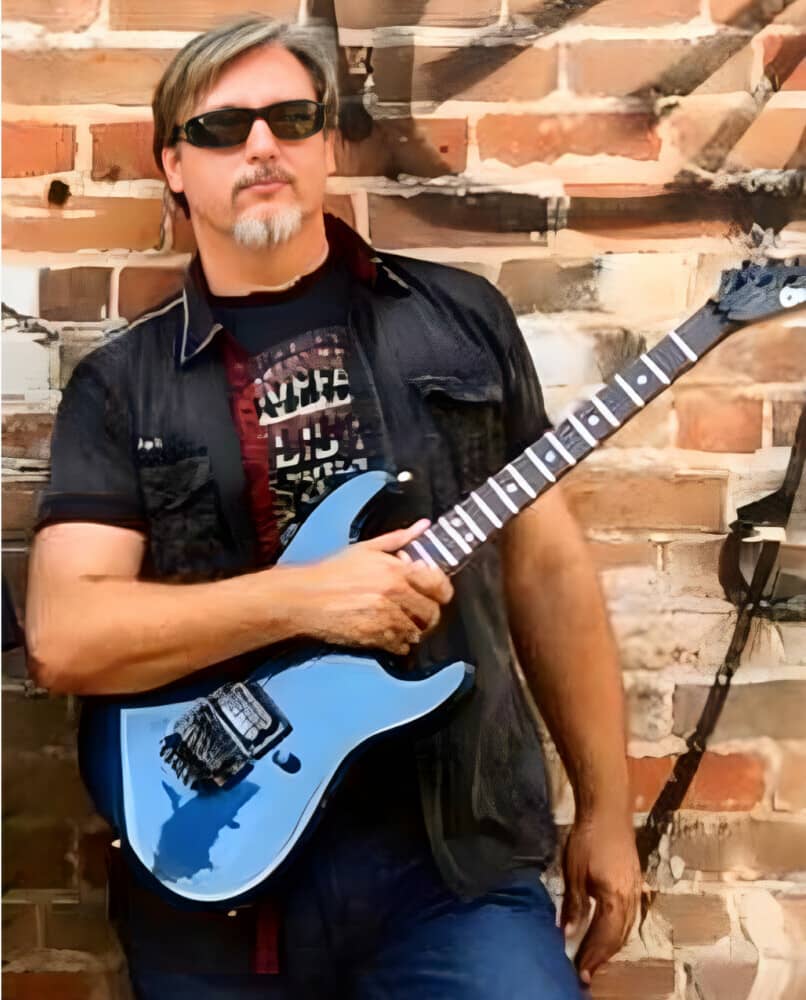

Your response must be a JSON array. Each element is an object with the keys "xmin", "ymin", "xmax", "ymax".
[{"xmin": 162, "ymin": 43, "xmax": 335, "ymax": 248}]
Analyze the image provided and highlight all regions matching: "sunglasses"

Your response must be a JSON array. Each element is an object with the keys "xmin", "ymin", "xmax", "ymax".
[{"xmin": 170, "ymin": 99, "xmax": 326, "ymax": 148}]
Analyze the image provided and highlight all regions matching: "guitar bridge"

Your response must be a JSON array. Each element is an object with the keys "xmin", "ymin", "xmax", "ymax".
[{"xmin": 160, "ymin": 681, "xmax": 292, "ymax": 789}]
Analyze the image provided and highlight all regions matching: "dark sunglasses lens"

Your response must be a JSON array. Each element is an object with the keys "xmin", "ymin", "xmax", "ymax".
[
  {"xmin": 188, "ymin": 108, "xmax": 254, "ymax": 147},
  {"xmin": 267, "ymin": 101, "xmax": 322, "ymax": 139}
]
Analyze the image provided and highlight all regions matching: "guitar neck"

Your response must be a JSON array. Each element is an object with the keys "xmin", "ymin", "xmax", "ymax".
[{"xmin": 398, "ymin": 300, "xmax": 739, "ymax": 575}]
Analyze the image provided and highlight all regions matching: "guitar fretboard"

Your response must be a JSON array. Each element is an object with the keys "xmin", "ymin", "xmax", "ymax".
[{"xmin": 398, "ymin": 302, "xmax": 736, "ymax": 575}]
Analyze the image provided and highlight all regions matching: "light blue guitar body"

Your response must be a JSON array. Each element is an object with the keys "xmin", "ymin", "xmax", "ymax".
[{"xmin": 82, "ymin": 471, "xmax": 474, "ymax": 907}]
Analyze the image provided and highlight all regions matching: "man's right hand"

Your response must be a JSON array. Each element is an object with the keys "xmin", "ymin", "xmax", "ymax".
[{"xmin": 302, "ymin": 519, "xmax": 454, "ymax": 656}]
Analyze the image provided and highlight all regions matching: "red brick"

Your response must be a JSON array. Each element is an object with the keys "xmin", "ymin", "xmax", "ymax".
[
  {"xmin": 91, "ymin": 122, "xmax": 160, "ymax": 182},
  {"xmin": 2, "ymin": 0, "xmax": 99, "ymax": 30},
  {"xmin": 369, "ymin": 192, "xmax": 549, "ymax": 249},
  {"xmin": 628, "ymin": 753, "xmax": 765, "ymax": 812},
  {"xmin": 2, "ymin": 547, "xmax": 29, "ymax": 614},
  {"xmin": 2, "ymin": 50, "xmax": 177, "ymax": 106},
  {"xmin": 118, "ymin": 267, "xmax": 185, "ymax": 322},
  {"xmin": 564, "ymin": 0, "xmax": 701, "ymax": 24},
  {"xmin": 587, "ymin": 539, "xmax": 657, "ymax": 570},
  {"xmin": 2, "ymin": 480, "xmax": 43, "ymax": 538},
  {"xmin": 2, "ymin": 901, "xmax": 41, "ymax": 958},
  {"xmin": 477, "ymin": 113, "xmax": 660, "ymax": 166},
  {"xmin": 561, "ymin": 468, "xmax": 726, "ymax": 532},
  {"xmin": 773, "ymin": 399, "xmax": 806, "ymax": 446},
  {"xmin": 372, "ymin": 45, "xmax": 558, "ymax": 103},
  {"xmin": 674, "ymin": 681, "xmax": 806, "ymax": 740},
  {"xmin": 40, "ymin": 267, "xmax": 111, "ymax": 321},
  {"xmin": 686, "ymin": 953, "xmax": 757, "ymax": 1000},
  {"xmin": 2, "ymin": 689, "xmax": 75, "ymax": 753},
  {"xmin": 685, "ymin": 318, "xmax": 806, "ymax": 384},
  {"xmin": 497, "ymin": 258, "xmax": 597, "ymax": 312},
  {"xmin": 335, "ymin": 118, "xmax": 467, "ymax": 177},
  {"xmin": 706, "ymin": 0, "xmax": 769, "ymax": 24},
  {"xmin": 3, "ymin": 819, "xmax": 75, "ymax": 891},
  {"xmin": 665, "ymin": 94, "xmax": 756, "ymax": 167},
  {"xmin": 325, "ymin": 193, "xmax": 355, "ymax": 230},
  {"xmin": 761, "ymin": 29, "xmax": 806, "ymax": 86},
  {"xmin": 44, "ymin": 900, "xmax": 115, "ymax": 953},
  {"xmin": 782, "ymin": 56, "xmax": 806, "ymax": 90},
  {"xmin": 2, "ymin": 197, "xmax": 164, "ymax": 252},
  {"xmin": 566, "ymin": 36, "xmax": 746, "ymax": 97},
  {"xmin": 674, "ymin": 389, "xmax": 762, "ymax": 453},
  {"xmin": 3, "ymin": 972, "xmax": 124, "ymax": 1000},
  {"xmin": 726, "ymin": 107, "xmax": 806, "ymax": 170},
  {"xmin": 111, "ymin": 0, "xmax": 296, "ymax": 29},
  {"xmin": 2, "ymin": 123, "xmax": 75, "ymax": 178},
  {"xmin": 669, "ymin": 814, "xmax": 806, "ymax": 877},
  {"xmin": 589, "ymin": 959, "xmax": 675, "ymax": 999},
  {"xmin": 78, "ymin": 829, "xmax": 114, "ymax": 891},
  {"xmin": 2, "ymin": 412, "xmax": 55, "ymax": 461},
  {"xmin": 775, "ymin": 746, "xmax": 806, "ymax": 811},
  {"xmin": 332, "ymin": 0, "xmax": 499, "ymax": 27},
  {"xmin": 4, "ymin": 752, "xmax": 94, "ymax": 823},
  {"xmin": 652, "ymin": 892, "xmax": 731, "ymax": 945}
]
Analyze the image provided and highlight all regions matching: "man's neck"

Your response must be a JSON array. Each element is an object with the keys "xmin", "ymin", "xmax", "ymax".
[{"xmin": 196, "ymin": 214, "xmax": 330, "ymax": 296}]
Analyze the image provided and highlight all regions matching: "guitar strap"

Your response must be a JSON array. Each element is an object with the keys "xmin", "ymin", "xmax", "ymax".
[{"xmin": 638, "ymin": 404, "xmax": 806, "ymax": 922}]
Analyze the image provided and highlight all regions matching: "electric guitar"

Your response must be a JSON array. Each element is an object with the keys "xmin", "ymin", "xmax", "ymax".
[{"xmin": 80, "ymin": 262, "xmax": 806, "ymax": 908}]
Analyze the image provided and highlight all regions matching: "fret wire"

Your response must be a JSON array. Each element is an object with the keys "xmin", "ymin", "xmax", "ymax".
[
  {"xmin": 410, "ymin": 538, "xmax": 438, "ymax": 568},
  {"xmin": 640, "ymin": 352, "xmax": 670, "ymax": 385},
  {"xmin": 568, "ymin": 413, "xmax": 598, "ymax": 447},
  {"xmin": 525, "ymin": 446, "xmax": 556, "ymax": 482},
  {"xmin": 669, "ymin": 329, "xmax": 698, "ymax": 362},
  {"xmin": 545, "ymin": 431, "xmax": 576, "ymax": 466},
  {"xmin": 439, "ymin": 515, "xmax": 473, "ymax": 555},
  {"xmin": 453, "ymin": 503, "xmax": 487, "ymax": 543},
  {"xmin": 590, "ymin": 392, "xmax": 621, "ymax": 428},
  {"xmin": 506, "ymin": 462, "xmax": 536, "ymax": 499},
  {"xmin": 471, "ymin": 489, "xmax": 503, "ymax": 529},
  {"xmin": 488, "ymin": 476, "xmax": 519, "ymax": 514},
  {"xmin": 425, "ymin": 527, "xmax": 458, "ymax": 567},
  {"xmin": 614, "ymin": 373, "xmax": 645, "ymax": 408}
]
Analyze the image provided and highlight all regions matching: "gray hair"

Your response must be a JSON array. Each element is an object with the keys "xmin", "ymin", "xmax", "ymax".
[{"xmin": 151, "ymin": 15, "xmax": 339, "ymax": 216}]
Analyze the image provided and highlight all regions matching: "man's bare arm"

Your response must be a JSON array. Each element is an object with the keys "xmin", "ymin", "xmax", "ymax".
[{"xmin": 27, "ymin": 519, "xmax": 452, "ymax": 697}]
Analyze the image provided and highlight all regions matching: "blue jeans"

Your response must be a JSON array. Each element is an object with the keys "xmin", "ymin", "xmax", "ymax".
[{"xmin": 122, "ymin": 794, "xmax": 586, "ymax": 999}]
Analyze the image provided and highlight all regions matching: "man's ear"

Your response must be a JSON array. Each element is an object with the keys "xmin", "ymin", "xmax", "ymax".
[
  {"xmin": 161, "ymin": 145, "xmax": 185, "ymax": 195},
  {"xmin": 324, "ymin": 130, "xmax": 337, "ymax": 176}
]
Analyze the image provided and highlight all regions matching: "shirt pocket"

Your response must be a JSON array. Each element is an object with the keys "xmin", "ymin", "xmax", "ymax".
[
  {"xmin": 406, "ymin": 374, "xmax": 506, "ymax": 502},
  {"xmin": 138, "ymin": 453, "xmax": 228, "ymax": 580}
]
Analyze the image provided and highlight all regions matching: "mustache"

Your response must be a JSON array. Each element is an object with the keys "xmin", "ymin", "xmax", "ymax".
[{"xmin": 234, "ymin": 168, "xmax": 294, "ymax": 195}]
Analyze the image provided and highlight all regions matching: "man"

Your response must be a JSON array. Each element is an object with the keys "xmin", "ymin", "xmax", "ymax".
[{"xmin": 27, "ymin": 16, "xmax": 641, "ymax": 1000}]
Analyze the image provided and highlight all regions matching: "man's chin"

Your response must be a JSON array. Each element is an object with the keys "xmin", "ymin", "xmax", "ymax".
[{"xmin": 232, "ymin": 207, "xmax": 303, "ymax": 249}]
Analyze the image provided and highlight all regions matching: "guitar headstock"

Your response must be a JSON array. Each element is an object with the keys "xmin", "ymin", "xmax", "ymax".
[{"xmin": 715, "ymin": 262, "xmax": 806, "ymax": 322}]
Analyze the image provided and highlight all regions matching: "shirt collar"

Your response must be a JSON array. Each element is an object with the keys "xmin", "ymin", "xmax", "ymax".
[{"xmin": 176, "ymin": 212, "xmax": 410, "ymax": 368}]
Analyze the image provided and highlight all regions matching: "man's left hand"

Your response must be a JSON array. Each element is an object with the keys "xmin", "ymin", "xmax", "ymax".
[{"xmin": 559, "ymin": 807, "xmax": 642, "ymax": 988}]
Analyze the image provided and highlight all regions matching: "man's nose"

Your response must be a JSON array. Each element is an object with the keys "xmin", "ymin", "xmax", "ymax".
[{"xmin": 244, "ymin": 117, "xmax": 281, "ymax": 160}]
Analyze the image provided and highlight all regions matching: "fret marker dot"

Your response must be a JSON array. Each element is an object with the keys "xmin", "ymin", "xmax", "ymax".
[
  {"xmin": 506, "ymin": 483, "xmax": 517, "ymax": 493},
  {"xmin": 465, "ymin": 532, "xmax": 474, "ymax": 542},
  {"xmin": 546, "ymin": 451, "xmax": 556, "ymax": 463},
  {"xmin": 587, "ymin": 414, "xmax": 600, "ymax": 426},
  {"xmin": 637, "ymin": 374, "xmax": 648, "ymax": 385},
  {"xmin": 451, "ymin": 518, "xmax": 462, "ymax": 527}
]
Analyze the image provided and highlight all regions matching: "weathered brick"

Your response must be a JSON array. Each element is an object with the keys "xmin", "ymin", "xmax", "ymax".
[
  {"xmin": 2, "ymin": 480, "xmax": 44, "ymax": 538},
  {"xmin": 478, "ymin": 113, "xmax": 660, "ymax": 166},
  {"xmin": 562, "ymin": 467, "xmax": 727, "ymax": 532},
  {"xmin": 2, "ymin": 412, "xmax": 55, "ymax": 461},
  {"xmin": 588, "ymin": 959, "xmax": 675, "ymax": 999},
  {"xmin": 110, "ymin": 0, "xmax": 296, "ymax": 29},
  {"xmin": 778, "ymin": 623, "xmax": 806, "ymax": 666},
  {"xmin": 707, "ymin": 0, "xmax": 788, "ymax": 26},
  {"xmin": 2, "ymin": 545, "xmax": 29, "ymax": 613},
  {"xmin": 3, "ymin": 971, "xmax": 126, "ymax": 1000},
  {"xmin": 684, "ymin": 318, "xmax": 806, "ymax": 384},
  {"xmin": 78, "ymin": 829, "xmax": 113, "ymax": 892},
  {"xmin": 665, "ymin": 94, "xmax": 757, "ymax": 168},
  {"xmin": 782, "ymin": 55, "xmax": 806, "ymax": 89},
  {"xmin": 660, "ymin": 535, "xmax": 726, "ymax": 598},
  {"xmin": 2, "ymin": 123, "xmax": 75, "ymax": 178},
  {"xmin": 775, "ymin": 746, "xmax": 806, "ymax": 811},
  {"xmin": 3, "ymin": 820, "xmax": 74, "ymax": 891},
  {"xmin": 40, "ymin": 268, "xmax": 111, "ymax": 322},
  {"xmin": 726, "ymin": 107, "xmax": 806, "ymax": 170},
  {"xmin": 674, "ymin": 681, "xmax": 806, "ymax": 740},
  {"xmin": 613, "ymin": 606, "xmax": 735, "ymax": 672},
  {"xmin": 58, "ymin": 331, "xmax": 111, "ymax": 389},
  {"xmin": 2, "ymin": 690, "xmax": 75, "ymax": 753},
  {"xmin": 773, "ymin": 399, "xmax": 806, "ymax": 446},
  {"xmin": 652, "ymin": 892, "xmax": 731, "ymax": 945},
  {"xmin": 669, "ymin": 814, "xmax": 806, "ymax": 877},
  {"xmin": 685, "ymin": 950, "xmax": 758, "ymax": 1000},
  {"xmin": 565, "ymin": 0, "xmax": 701, "ymax": 24},
  {"xmin": 2, "ymin": 198, "xmax": 164, "ymax": 253},
  {"xmin": 332, "ymin": 0, "xmax": 499, "ymax": 27},
  {"xmin": 626, "ymin": 678, "xmax": 673, "ymax": 742},
  {"xmin": 497, "ymin": 258, "xmax": 597, "ymax": 313},
  {"xmin": 587, "ymin": 538, "xmax": 657, "ymax": 570},
  {"xmin": 674, "ymin": 389, "xmax": 763, "ymax": 453},
  {"xmin": 596, "ymin": 252, "xmax": 691, "ymax": 325},
  {"xmin": 372, "ymin": 45, "xmax": 558, "ymax": 103},
  {"xmin": 369, "ymin": 192, "xmax": 549, "ymax": 249},
  {"xmin": 2, "ymin": 901, "xmax": 41, "ymax": 958},
  {"xmin": 2, "ymin": 0, "xmax": 99, "ymax": 30},
  {"xmin": 335, "ymin": 118, "xmax": 467, "ymax": 178},
  {"xmin": 4, "ymin": 752, "xmax": 94, "ymax": 823},
  {"xmin": 2, "ymin": 50, "xmax": 176, "ymax": 106},
  {"xmin": 628, "ymin": 752, "xmax": 765, "ymax": 812},
  {"xmin": 44, "ymin": 901, "xmax": 115, "ymax": 953},
  {"xmin": 91, "ymin": 122, "xmax": 160, "ymax": 182},
  {"xmin": 117, "ymin": 267, "xmax": 185, "ymax": 322},
  {"xmin": 566, "ymin": 36, "xmax": 747, "ymax": 97}
]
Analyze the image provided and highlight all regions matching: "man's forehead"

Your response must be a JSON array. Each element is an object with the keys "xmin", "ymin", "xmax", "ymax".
[{"xmin": 193, "ymin": 45, "xmax": 316, "ymax": 114}]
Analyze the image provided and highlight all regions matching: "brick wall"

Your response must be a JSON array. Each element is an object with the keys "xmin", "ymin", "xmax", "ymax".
[{"xmin": 2, "ymin": 1, "xmax": 805, "ymax": 997}]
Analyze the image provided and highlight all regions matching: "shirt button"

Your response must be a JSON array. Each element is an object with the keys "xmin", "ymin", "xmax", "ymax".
[{"xmin": 397, "ymin": 470, "xmax": 414, "ymax": 482}]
